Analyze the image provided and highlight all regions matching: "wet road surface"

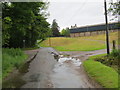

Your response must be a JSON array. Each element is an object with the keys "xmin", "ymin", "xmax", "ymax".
[{"xmin": 21, "ymin": 47, "xmax": 105, "ymax": 88}]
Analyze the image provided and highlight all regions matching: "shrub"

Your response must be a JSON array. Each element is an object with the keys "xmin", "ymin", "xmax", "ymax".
[
  {"xmin": 110, "ymin": 49, "xmax": 120, "ymax": 58},
  {"xmin": 94, "ymin": 49, "xmax": 119, "ymax": 72}
]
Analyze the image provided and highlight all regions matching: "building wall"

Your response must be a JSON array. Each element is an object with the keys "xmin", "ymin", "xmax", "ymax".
[
  {"xmin": 85, "ymin": 32, "xmax": 91, "ymax": 36},
  {"xmin": 70, "ymin": 33, "xmax": 75, "ymax": 37},
  {"xmin": 80, "ymin": 32, "xmax": 85, "ymax": 37},
  {"xmin": 75, "ymin": 33, "xmax": 80, "ymax": 37},
  {"xmin": 70, "ymin": 30, "xmax": 118, "ymax": 37}
]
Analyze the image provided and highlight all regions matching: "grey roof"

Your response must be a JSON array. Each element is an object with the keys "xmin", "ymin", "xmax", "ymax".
[{"xmin": 70, "ymin": 22, "xmax": 120, "ymax": 33}]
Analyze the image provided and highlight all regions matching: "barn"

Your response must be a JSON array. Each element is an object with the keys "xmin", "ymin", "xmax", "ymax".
[{"xmin": 69, "ymin": 22, "xmax": 120, "ymax": 37}]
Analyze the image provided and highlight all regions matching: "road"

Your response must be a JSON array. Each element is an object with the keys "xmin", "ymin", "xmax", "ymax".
[{"xmin": 21, "ymin": 47, "xmax": 106, "ymax": 88}]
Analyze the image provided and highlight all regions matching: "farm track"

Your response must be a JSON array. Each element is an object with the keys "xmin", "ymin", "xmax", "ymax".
[{"xmin": 21, "ymin": 47, "xmax": 108, "ymax": 88}]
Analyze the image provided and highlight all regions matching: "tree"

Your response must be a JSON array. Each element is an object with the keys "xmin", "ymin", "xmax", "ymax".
[
  {"xmin": 108, "ymin": 1, "xmax": 120, "ymax": 29},
  {"xmin": 108, "ymin": 1, "xmax": 120, "ymax": 20},
  {"xmin": 51, "ymin": 19, "xmax": 60, "ymax": 37},
  {"xmin": 2, "ymin": 2, "xmax": 51, "ymax": 48},
  {"xmin": 61, "ymin": 28, "xmax": 70, "ymax": 37}
]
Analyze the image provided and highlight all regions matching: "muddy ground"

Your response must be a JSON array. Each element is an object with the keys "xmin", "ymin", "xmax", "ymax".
[{"xmin": 2, "ymin": 49, "xmax": 39, "ymax": 88}]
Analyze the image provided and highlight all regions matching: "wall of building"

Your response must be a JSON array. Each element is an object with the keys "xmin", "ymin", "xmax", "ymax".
[{"xmin": 70, "ymin": 30, "xmax": 118, "ymax": 37}]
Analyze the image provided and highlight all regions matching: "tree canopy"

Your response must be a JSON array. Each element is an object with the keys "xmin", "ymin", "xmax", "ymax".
[
  {"xmin": 51, "ymin": 19, "xmax": 60, "ymax": 37},
  {"xmin": 108, "ymin": 1, "xmax": 120, "ymax": 20},
  {"xmin": 61, "ymin": 28, "xmax": 70, "ymax": 37},
  {"xmin": 2, "ymin": 2, "xmax": 51, "ymax": 48}
]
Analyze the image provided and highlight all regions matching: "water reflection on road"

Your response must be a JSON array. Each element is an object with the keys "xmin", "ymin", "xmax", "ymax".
[{"xmin": 50, "ymin": 55, "xmax": 85, "ymax": 88}]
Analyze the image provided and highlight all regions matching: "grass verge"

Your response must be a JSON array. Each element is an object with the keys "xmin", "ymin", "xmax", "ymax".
[
  {"xmin": 2, "ymin": 48, "xmax": 28, "ymax": 79},
  {"xmin": 83, "ymin": 54, "xmax": 118, "ymax": 88}
]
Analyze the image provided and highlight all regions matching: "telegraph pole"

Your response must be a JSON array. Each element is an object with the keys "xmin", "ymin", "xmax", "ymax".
[{"xmin": 104, "ymin": 0, "xmax": 110, "ymax": 55}]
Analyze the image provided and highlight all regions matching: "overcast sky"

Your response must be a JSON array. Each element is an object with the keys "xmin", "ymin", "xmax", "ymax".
[{"xmin": 46, "ymin": 0, "xmax": 117, "ymax": 30}]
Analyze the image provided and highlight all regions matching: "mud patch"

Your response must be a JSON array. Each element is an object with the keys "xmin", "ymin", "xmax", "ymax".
[
  {"xmin": 29, "ymin": 74, "xmax": 41, "ymax": 82},
  {"xmin": 50, "ymin": 52, "xmax": 59, "ymax": 61},
  {"xmin": 2, "ymin": 71, "xmax": 25, "ymax": 88},
  {"xmin": 19, "ymin": 51, "xmax": 38, "ymax": 73},
  {"xmin": 2, "ymin": 51, "xmax": 39, "ymax": 88}
]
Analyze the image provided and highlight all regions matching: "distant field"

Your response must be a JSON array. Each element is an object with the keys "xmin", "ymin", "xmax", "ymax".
[{"xmin": 40, "ymin": 32, "xmax": 118, "ymax": 51}]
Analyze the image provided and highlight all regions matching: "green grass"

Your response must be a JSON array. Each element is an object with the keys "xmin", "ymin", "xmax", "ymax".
[
  {"xmin": 94, "ymin": 49, "xmax": 119, "ymax": 72},
  {"xmin": 40, "ymin": 32, "xmax": 118, "ymax": 51},
  {"xmin": 83, "ymin": 54, "xmax": 118, "ymax": 88},
  {"xmin": 40, "ymin": 37, "xmax": 106, "ymax": 51},
  {"xmin": 2, "ymin": 48, "xmax": 27, "ymax": 79}
]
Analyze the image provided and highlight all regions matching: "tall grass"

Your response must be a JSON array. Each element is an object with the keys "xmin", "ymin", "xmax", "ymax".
[{"xmin": 2, "ymin": 48, "xmax": 27, "ymax": 79}]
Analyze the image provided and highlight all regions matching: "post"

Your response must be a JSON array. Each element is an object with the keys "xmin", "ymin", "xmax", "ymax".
[
  {"xmin": 49, "ymin": 37, "xmax": 51, "ymax": 47},
  {"xmin": 104, "ymin": 0, "xmax": 110, "ymax": 55},
  {"xmin": 113, "ymin": 40, "xmax": 116, "ymax": 50},
  {"xmin": 23, "ymin": 40, "xmax": 25, "ymax": 48}
]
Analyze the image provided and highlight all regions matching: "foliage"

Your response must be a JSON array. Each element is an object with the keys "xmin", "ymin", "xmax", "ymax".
[
  {"xmin": 61, "ymin": 28, "xmax": 70, "ymax": 37},
  {"xmin": 110, "ymin": 49, "xmax": 120, "ymax": 58},
  {"xmin": 2, "ymin": 2, "xmax": 51, "ymax": 48},
  {"xmin": 108, "ymin": 1, "xmax": 120, "ymax": 18},
  {"xmin": 51, "ymin": 19, "xmax": 60, "ymax": 37},
  {"xmin": 94, "ymin": 49, "xmax": 120, "ymax": 72},
  {"xmin": 83, "ymin": 54, "xmax": 118, "ymax": 88},
  {"xmin": 2, "ymin": 48, "xmax": 27, "ymax": 78}
]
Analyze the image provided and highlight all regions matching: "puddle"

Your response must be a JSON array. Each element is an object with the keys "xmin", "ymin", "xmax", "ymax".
[
  {"xmin": 50, "ymin": 55, "xmax": 84, "ymax": 88},
  {"xmin": 58, "ymin": 57, "xmax": 82, "ymax": 67}
]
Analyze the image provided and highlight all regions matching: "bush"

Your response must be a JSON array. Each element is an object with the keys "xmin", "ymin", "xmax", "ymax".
[
  {"xmin": 110, "ymin": 49, "xmax": 120, "ymax": 58},
  {"xmin": 94, "ymin": 49, "xmax": 119, "ymax": 72}
]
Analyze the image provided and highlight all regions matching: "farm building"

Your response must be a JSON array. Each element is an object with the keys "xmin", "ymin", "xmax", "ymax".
[{"xmin": 69, "ymin": 22, "xmax": 120, "ymax": 37}]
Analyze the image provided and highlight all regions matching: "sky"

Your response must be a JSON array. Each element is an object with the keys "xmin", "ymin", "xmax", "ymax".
[{"xmin": 46, "ymin": 0, "xmax": 117, "ymax": 30}]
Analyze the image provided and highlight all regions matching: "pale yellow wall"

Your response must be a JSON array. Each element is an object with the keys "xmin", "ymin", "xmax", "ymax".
[{"xmin": 70, "ymin": 30, "xmax": 118, "ymax": 37}]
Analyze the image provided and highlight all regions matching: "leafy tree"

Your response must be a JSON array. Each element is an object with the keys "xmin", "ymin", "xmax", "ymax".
[
  {"xmin": 108, "ymin": 1, "xmax": 120, "ymax": 19},
  {"xmin": 108, "ymin": 1, "xmax": 120, "ymax": 29},
  {"xmin": 2, "ymin": 3, "xmax": 11, "ymax": 47},
  {"xmin": 61, "ymin": 28, "xmax": 70, "ymax": 37},
  {"xmin": 51, "ymin": 19, "xmax": 60, "ymax": 37},
  {"xmin": 2, "ymin": 2, "xmax": 51, "ymax": 48}
]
